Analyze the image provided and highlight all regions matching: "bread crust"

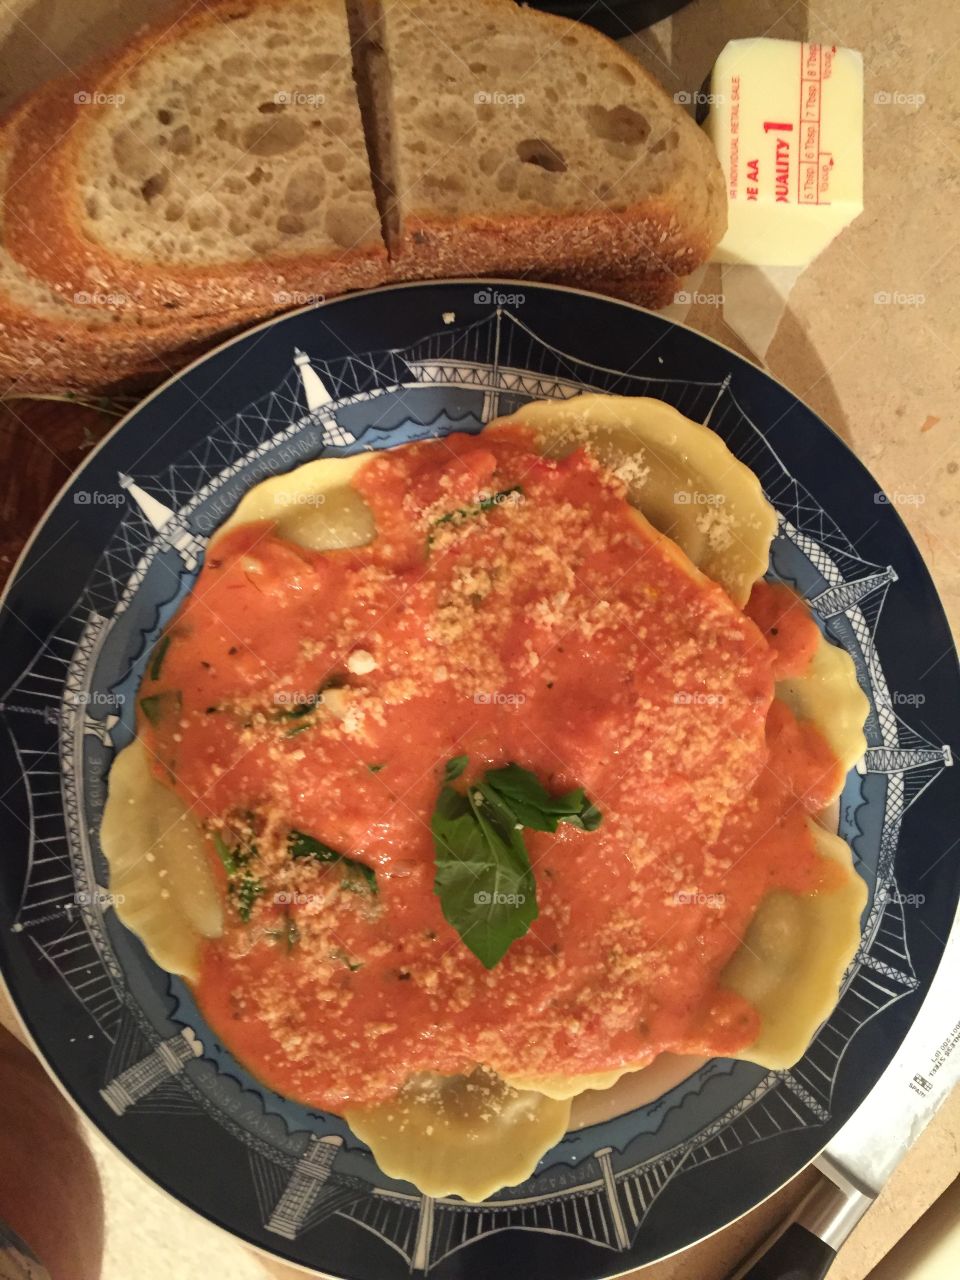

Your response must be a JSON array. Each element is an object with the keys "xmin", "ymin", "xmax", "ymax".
[
  {"xmin": 385, "ymin": 199, "xmax": 714, "ymax": 288},
  {"xmin": 4, "ymin": 0, "xmax": 390, "ymax": 316}
]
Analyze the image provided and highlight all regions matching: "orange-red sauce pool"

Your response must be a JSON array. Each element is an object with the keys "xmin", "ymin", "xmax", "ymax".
[{"xmin": 136, "ymin": 428, "xmax": 842, "ymax": 1109}]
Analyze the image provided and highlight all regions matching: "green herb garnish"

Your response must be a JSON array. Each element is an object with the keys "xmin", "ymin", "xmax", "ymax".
[
  {"xmin": 232, "ymin": 869, "xmax": 264, "ymax": 923},
  {"xmin": 367, "ymin": 763, "xmax": 385, "ymax": 773},
  {"xmin": 149, "ymin": 633, "xmax": 172, "ymax": 681},
  {"xmin": 288, "ymin": 829, "xmax": 378, "ymax": 896},
  {"xmin": 281, "ymin": 698, "xmax": 317, "ymax": 722},
  {"xmin": 481, "ymin": 763, "xmax": 601, "ymax": 833},
  {"xmin": 276, "ymin": 676, "xmax": 345, "ymax": 733},
  {"xmin": 431, "ymin": 758, "xmax": 601, "ymax": 969},
  {"xmin": 266, "ymin": 912, "xmax": 300, "ymax": 950},
  {"xmin": 432, "ymin": 487, "xmax": 523, "ymax": 531},
  {"xmin": 139, "ymin": 690, "xmax": 182, "ymax": 726},
  {"xmin": 213, "ymin": 826, "xmax": 263, "ymax": 922},
  {"xmin": 213, "ymin": 832, "xmax": 239, "ymax": 875},
  {"xmin": 443, "ymin": 754, "xmax": 468, "ymax": 782}
]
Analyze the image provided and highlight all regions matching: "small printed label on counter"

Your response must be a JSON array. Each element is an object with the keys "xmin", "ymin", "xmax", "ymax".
[{"xmin": 909, "ymin": 1016, "xmax": 960, "ymax": 1099}]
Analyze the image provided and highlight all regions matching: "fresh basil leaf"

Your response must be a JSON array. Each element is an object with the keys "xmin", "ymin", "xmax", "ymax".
[
  {"xmin": 431, "ymin": 762, "xmax": 601, "ymax": 966},
  {"xmin": 484, "ymin": 763, "xmax": 602, "ymax": 833},
  {"xmin": 139, "ymin": 690, "xmax": 182, "ymax": 727},
  {"xmin": 431, "ymin": 782, "xmax": 538, "ymax": 969},
  {"xmin": 443, "ymin": 754, "xmax": 468, "ymax": 782},
  {"xmin": 148, "ymin": 633, "xmax": 172, "ymax": 681},
  {"xmin": 288, "ymin": 829, "xmax": 378, "ymax": 896}
]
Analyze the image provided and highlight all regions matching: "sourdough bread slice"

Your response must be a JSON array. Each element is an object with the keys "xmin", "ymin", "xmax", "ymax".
[
  {"xmin": 5, "ymin": 0, "xmax": 388, "ymax": 316},
  {"xmin": 354, "ymin": 0, "xmax": 725, "ymax": 283},
  {"xmin": 0, "ymin": 89, "xmax": 270, "ymax": 393}
]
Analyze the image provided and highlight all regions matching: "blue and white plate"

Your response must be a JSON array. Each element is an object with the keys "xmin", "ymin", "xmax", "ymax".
[{"xmin": 1, "ymin": 281, "xmax": 957, "ymax": 1278}]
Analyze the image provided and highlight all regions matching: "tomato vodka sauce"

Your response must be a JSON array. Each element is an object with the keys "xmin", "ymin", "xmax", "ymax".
[{"xmin": 134, "ymin": 428, "xmax": 846, "ymax": 1111}]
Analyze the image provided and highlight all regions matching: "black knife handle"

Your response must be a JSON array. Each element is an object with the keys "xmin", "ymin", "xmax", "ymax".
[
  {"xmin": 726, "ymin": 1174, "xmax": 874, "ymax": 1280},
  {"xmin": 736, "ymin": 1223, "xmax": 837, "ymax": 1280}
]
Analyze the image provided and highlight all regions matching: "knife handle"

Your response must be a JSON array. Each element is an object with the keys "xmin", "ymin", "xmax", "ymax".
[
  {"xmin": 734, "ymin": 1223, "xmax": 835, "ymax": 1280},
  {"xmin": 727, "ymin": 1175, "xmax": 873, "ymax": 1280}
]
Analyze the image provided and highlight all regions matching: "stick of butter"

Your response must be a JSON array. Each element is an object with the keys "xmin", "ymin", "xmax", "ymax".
[{"xmin": 704, "ymin": 38, "xmax": 864, "ymax": 266}]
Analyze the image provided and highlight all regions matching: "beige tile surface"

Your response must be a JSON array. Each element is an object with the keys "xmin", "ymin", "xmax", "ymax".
[{"xmin": 0, "ymin": 1, "xmax": 957, "ymax": 1278}]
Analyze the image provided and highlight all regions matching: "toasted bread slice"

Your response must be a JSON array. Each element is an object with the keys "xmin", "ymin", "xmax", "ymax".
[
  {"xmin": 4, "ymin": 0, "xmax": 388, "ymax": 317},
  {"xmin": 352, "ymin": 0, "xmax": 725, "ymax": 282}
]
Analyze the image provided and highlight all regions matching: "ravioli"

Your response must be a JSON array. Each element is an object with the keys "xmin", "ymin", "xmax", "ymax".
[
  {"xmin": 100, "ymin": 738, "xmax": 221, "ymax": 980},
  {"xmin": 344, "ymin": 1069, "xmax": 571, "ymax": 1201},
  {"xmin": 100, "ymin": 395, "xmax": 866, "ymax": 1200},
  {"xmin": 502, "ymin": 394, "xmax": 778, "ymax": 606}
]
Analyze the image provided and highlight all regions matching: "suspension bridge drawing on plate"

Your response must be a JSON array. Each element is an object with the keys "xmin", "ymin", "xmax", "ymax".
[{"xmin": 0, "ymin": 306, "xmax": 953, "ymax": 1273}]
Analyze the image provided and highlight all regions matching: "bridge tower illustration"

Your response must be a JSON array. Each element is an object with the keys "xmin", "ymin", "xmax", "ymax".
[
  {"xmin": 118, "ymin": 472, "xmax": 205, "ymax": 571},
  {"xmin": 100, "ymin": 1029, "xmax": 203, "ymax": 1115},
  {"xmin": 266, "ymin": 1134, "xmax": 344, "ymax": 1239},
  {"xmin": 859, "ymin": 743, "xmax": 953, "ymax": 774},
  {"xmin": 294, "ymin": 348, "xmax": 355, "ymax": 446},
  {"xmin": 594, "ymin": 1147, "xmax": 630, "ymax": 1249},
  {"xmin": 810, "ymin": 566, "xmax": 898, "ymax": 619}
]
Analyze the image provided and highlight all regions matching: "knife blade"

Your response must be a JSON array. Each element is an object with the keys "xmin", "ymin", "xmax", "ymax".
[{"xmin": 728, "ymin": 905, "xmax": 960, "ymax": 1280}]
